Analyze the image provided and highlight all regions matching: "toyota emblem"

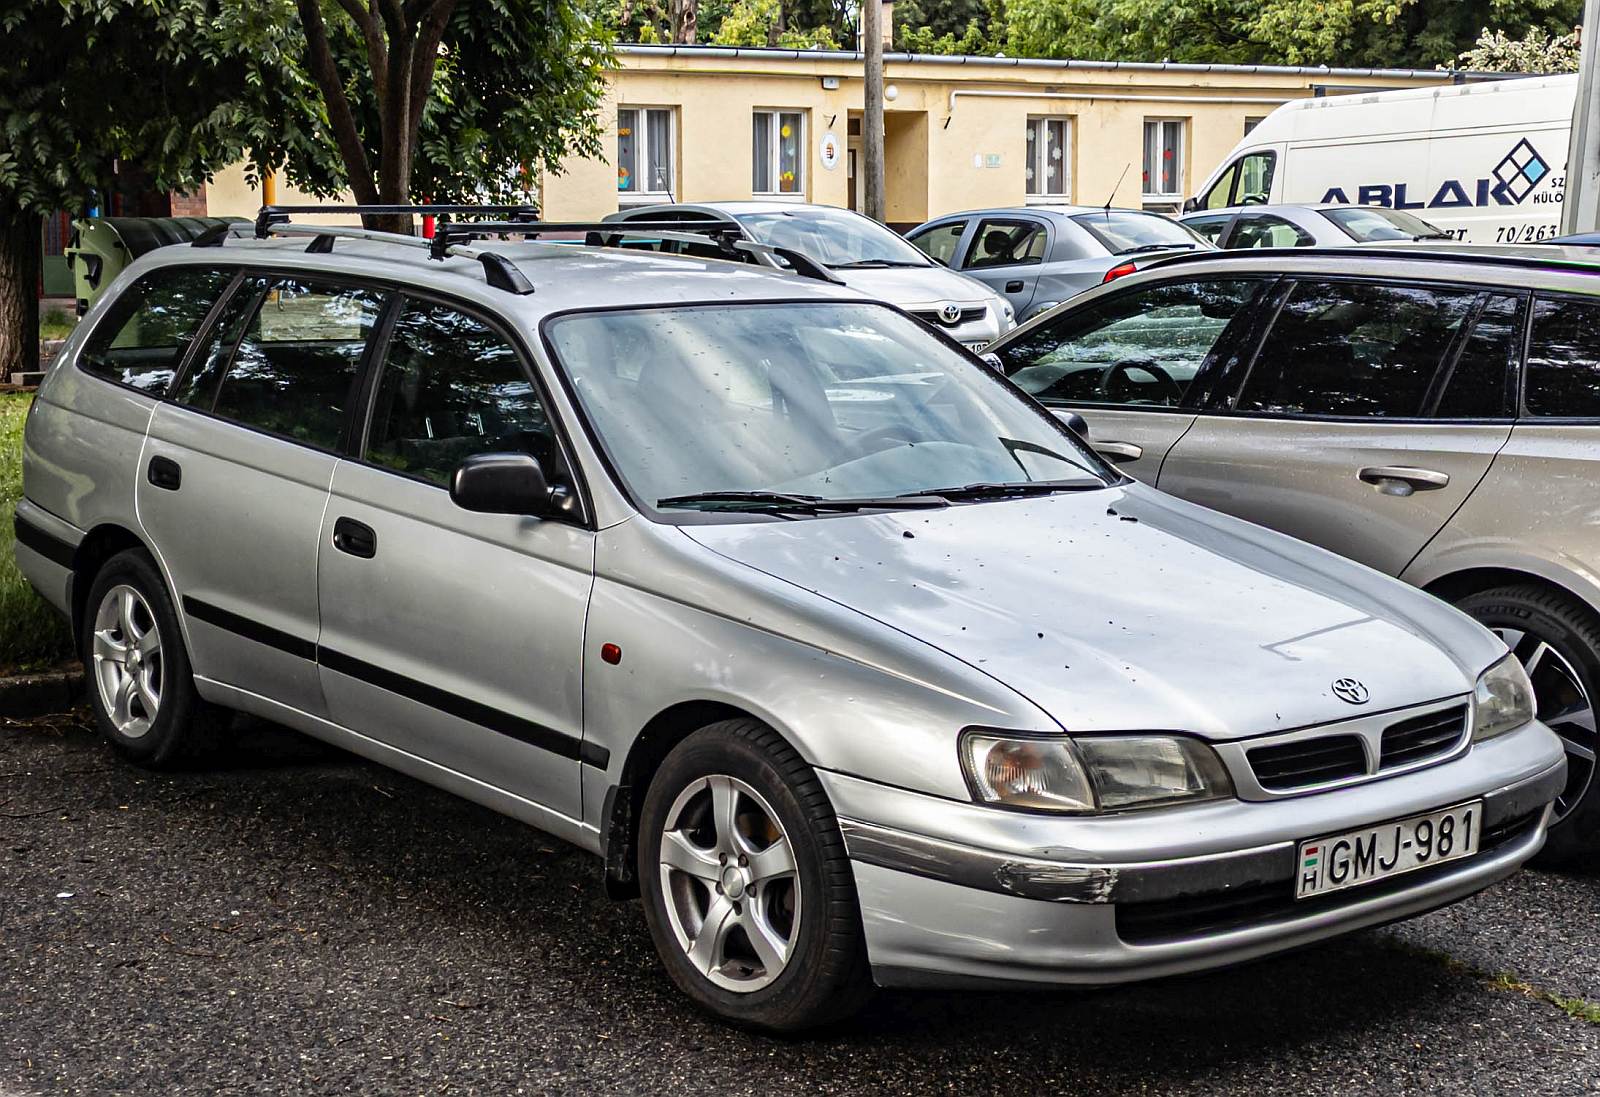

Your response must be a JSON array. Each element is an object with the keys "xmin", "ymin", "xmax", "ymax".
[
  {"xmin": 940, "ymin": 303, "xmax": 962, "ymax": 325},
  {"xmin": 1332, "ymin": 678, "xmax": 1370, "ymax": 705}
]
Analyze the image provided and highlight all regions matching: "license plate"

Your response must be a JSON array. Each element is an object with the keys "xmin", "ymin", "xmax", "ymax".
[
  {"xmin": 1295, "ymin": 800, "xmax": 1481, "ymax": 900},
  {"xmin": 963, "ymin": 341, "xmax": 989, "ymax": 352}
]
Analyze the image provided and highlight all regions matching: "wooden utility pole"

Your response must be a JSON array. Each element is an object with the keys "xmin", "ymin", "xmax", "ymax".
[
  {"xmin": 1565, "ymin": 1, "xmax": 1600, "ymax": 234},
  {"xmin": 863, "ymin": 0, "xmax": 886, "ymax": 222}
]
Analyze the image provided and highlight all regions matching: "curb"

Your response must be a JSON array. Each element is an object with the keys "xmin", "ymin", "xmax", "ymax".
[{"xmin": 0, "ymin": 668, "xmax": 86, "ymax": 718}]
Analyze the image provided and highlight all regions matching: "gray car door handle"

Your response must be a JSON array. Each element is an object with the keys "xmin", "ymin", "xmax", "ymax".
[
  {"xmin": 1092, "ymin": 441, "xmax": 1143, "ymax": 463},
  {"xmin": 1358, "ymin": 465, "xmax": 1450, "ymax": 496}
]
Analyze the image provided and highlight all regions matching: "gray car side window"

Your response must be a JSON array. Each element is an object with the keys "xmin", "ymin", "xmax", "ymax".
[
  {"xmin": 907, "ymin": 220, "xmax": 966, "ymax": 266},
  {"xmin": 1525, "ymin": 294, "xmax": 1600, "ymax": 417},
  {"xmin": 78, "ymin": 266, "xmax": 234, "ymax": 396},
  {"xmin": 1230, "ymin": 214, "xmax": 1313, "ymax": 249},
  {"xmin": 965, "ymin": 219, "xmax": 1047, "ymax": 269},
  {"xmin": 364, "ymin": 298, "xmax": 572, "ymax": 489},
  {"xmin": 997, "ymin": 278, "xmax": 1262, "ymax": 408}
]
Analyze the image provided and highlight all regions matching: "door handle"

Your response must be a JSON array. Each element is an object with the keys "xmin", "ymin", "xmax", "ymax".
[
  {"xmin": 147, "ymin": 455, "xmax": 182, "ymax": 491},
  {"xmin": 1005, "ymin": 280, "xmax": 1025, "ymax": 293},
  {"xmin": 1092, "ymin": 440, "xmax": 1143, "ymax": 463},
  {"xmin": 1358, "ymin": 465, "xmax": 1450, "ymax": 497},
  {"xmin": 332, "ymin": 517, "xmax": 377, "ymax": 559}
]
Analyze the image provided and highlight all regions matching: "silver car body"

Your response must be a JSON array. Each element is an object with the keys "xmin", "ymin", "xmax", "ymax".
[
  {"xmin": 16, "ymin": 235, "xmax": 1563, "ymax": 990},
  {"xmin": 1181, "ymin": 203, "xmax": 1453, "ymax": 249}
]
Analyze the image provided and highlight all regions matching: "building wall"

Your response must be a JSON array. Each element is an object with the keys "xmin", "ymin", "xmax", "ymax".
[
  {"xmin": 543, "ymin": 46, "xmax": 1477, "ymax": 224},
  {"xmin": 207, "ymin": 163, "xmax": 353, "ymax": 224}
]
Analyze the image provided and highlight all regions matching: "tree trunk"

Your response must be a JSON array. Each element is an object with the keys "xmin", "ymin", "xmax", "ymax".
[{"xmin": 0, "ymin": 206, "xmax": 42, "ymax": 384}]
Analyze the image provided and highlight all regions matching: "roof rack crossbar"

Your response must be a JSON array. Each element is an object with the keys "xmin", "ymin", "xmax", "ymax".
[
  {"xmin": 261, "ymin": 222, "xmax": 535, "ymax": 295},
  {"xmin": 254, "ymin": 203, "xmax": 540, "ymax": 238},
  {"xmin": 577, "ymin": 226, "xmax": 845, "ymax": 286}
]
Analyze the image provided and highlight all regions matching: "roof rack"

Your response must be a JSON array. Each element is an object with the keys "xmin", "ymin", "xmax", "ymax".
[
  {"xmin": 1135, "ymin": 243, "xmax": 1600, "ymax": 277},
  {"xmin": 242, "ymin": 204, "xmax": 843, "ymax": 293}
]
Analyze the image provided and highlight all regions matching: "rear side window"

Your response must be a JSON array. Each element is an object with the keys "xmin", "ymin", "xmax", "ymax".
[
  {"xmin": 78, "ymin": 266, "xmax": 232, "ymax": 395},
  {"xmin": 1238, "ymin": 281, "xmax": 1480, "ymax": 417},
  {"xmin": 1525, "ymin": 295, "xmax": 1600, "ymax": 417},
  {"xmin": 365, "ymin": 300, "xmax": 569, "ymax": 487}
]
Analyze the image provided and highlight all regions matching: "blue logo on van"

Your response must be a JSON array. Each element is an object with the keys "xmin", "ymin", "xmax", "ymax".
[{"xmin": 1319, "ymin": 139, "xmax": 1557, "ymax": 209}]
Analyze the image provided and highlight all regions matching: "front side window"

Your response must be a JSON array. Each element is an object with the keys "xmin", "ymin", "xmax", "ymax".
[
  {"xmin": 1235, "ymin": 152, "xmax": 1275, "ymax": 204},
  {"xmin": 966, "ymin": 219, "xmax": 1047, "ymax": 270},
  {"xmin": 1238, "ymin": 280, "xmax": 1480, "ymax": 418},
  {"xmin": 1525, "ymin": 294, "xmax": 1600, "ymax": 417},
  {"xmin": 617, "ymin": 107, "xmax": 674, "ymax": 198},
  {"xmin": 997, "ymin": 279, "xmax": 1263, "ymax": 408},
  {"xmin": 1026, "ymin": 116, "xmax": 1071, "ymax": 199},
  {"xmin": 365, "ymin": 300, "xmax": 569, "ymax": 488},
  {"xmin": 906, "ymin": 220, "xmax": 966, "ymax": 266},
  {"xmin": 206, "ymin": 277, "xmax": 386, "ymax": 448},
  {"xmin": 1142, "ymin": 119, "xmax": 1186, "ymax": 200},
  {"xmin": 547, "ymin": 302, "xmax": 1107, "ymax": 512},
  {"xmin": 79, "ymin": 266, "xmax": 233, "ymax": 395},
  {"xmin": 1229, "ymin": 214, "xmax": 1314, "ymax": 250},
  {"xmin": 753, "ymin": 110, "xmax": 805, "ymax": 195}
]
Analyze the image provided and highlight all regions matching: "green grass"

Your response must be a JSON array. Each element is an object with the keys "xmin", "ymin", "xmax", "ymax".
[
  {"xmin": 0, "ymin": 393, "xmax": 74, "ymax": 669},
  {"xmin": 39, "ymin": 307, "xmax": 76, "ymax": 342}
]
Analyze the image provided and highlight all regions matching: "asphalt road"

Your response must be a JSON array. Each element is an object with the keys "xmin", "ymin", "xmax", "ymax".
[{"xmin": 3, "ymin": 711, "xmax": 1599, "ymax": 1096}]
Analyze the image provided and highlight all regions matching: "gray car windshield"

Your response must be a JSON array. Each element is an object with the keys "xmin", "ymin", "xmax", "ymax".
[
  {"xmin": 548, "ymin": 302, "xmax": 1109, "ymax": 515},
  {"xmin": 1323, "ymin": 206, "xmax": 1448, "ymax": 241},
  {"xmin": 736, "ymin": 209, "xmax": 932, "ymax": 268}
]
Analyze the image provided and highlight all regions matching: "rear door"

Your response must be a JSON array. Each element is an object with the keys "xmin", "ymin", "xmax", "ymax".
[
  {"xmin": 959, "ymin": 216, "xmax": 1048, "ymax": 318},
  {"xmin": 990, "ymin": 276, "xmax": 1269, "ymax": 479},
  {"xmin": 1158, "ymin": 278, "xmax": 1522, "ymax": 575}
]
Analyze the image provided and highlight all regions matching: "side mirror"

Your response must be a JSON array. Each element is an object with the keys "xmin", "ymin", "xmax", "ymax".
[
  {"xmin": 1182, "ymin": 197, "xmax": 1199, "ymax": 214},
  {"xmin": 451, "ymin": 452, "xmax": 563, "ymax": 516},
  {"xmin": 1058, "ymin": 410, "xmax": 1090, "ymax": 437},
  {"xmin": 980, "ymin": 351, "xmax": 1005, "ymax": 372}
]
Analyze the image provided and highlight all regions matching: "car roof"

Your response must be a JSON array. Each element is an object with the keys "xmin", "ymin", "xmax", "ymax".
[
  {"xmin": 617, "ymin": 200, "xmax": 859, "ymax": 217},
  {"xmin": 929, "ymin": 206, "xmax": 1170, "ymax": 222},
  {"xmin": 1134, "ymin": 242, "xmax": 1600, "ymax": 284}
]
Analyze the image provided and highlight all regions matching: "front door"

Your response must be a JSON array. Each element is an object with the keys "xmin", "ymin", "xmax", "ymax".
[
  {"xmin": 1160, "ymin": 280, "xmax": 1523, "ymax": 575},
  {"xmin": 315, "ymin": 296, "xmax": 595, "ymax": 820},
  {"xmin": 961, "ymin": 217, "xmax": 1049, "ymax": 318}
]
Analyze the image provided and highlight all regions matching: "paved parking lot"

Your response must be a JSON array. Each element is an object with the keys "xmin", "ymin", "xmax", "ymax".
[{"xmin": 3, "ymin": 711, "xmax": 1599, "ymax": 1096}]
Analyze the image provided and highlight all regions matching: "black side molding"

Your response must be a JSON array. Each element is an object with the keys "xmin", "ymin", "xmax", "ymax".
[
  {"xmin": 13, "ymin": 511, "xmax": 77, "ymax": 569},
  {"xmin": 182, "ymin": 596, "xmax": 318, "ymax": 661}
]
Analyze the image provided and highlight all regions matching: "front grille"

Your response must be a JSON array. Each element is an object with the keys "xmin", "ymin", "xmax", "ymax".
[
  {"xmin": 910, "ymin": 305, "xmax": 987, "ymax": 328},
  {"xmin": 1115, "ymin": 810, "xmax": 1540, "ymax": 945},
  {"xmin": 1247, "ymin": 735, "xmax": 1366, "ymax": 791},
  {"xmin": 1380, "ymin": 704, "xmax": 1469, "ymax": 768}
]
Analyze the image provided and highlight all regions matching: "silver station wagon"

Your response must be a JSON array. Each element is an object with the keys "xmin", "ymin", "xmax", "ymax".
[{"xmin": 14, "ymin": 207, "xmax": 1565, "ymax": 1031}]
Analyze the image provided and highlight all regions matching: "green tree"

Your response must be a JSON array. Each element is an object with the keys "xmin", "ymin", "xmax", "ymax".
[
  {"xmin": 710, "ymin": 0, "xmax": 838, "ymax": 46},
  {"xmin": 1455, "ymin": 24, "xmax": 1580, "ymax": 72}
]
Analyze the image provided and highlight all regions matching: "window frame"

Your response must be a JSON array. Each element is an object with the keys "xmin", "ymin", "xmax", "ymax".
[
  {"xmin": 73, "ymin": 263, "xmax": 241, "ymax": 398},
  {"xmin": 961, "ymin": 216, "xmax": 1051, "ymax": 271},
  {"xmin": 1024, "ymin": 115, "xmax": 1073, "ymax": 202},
  {"xmin": 752, "ymin": 108, "xmax": 807, "ymax": 199},
  {"xmin": 617, "ymin": 105, "xmax": 677, "ymax": 204},
  {"xmin": 1142, "ymin": 118, "xmax": 1187, "ymax": 203}
]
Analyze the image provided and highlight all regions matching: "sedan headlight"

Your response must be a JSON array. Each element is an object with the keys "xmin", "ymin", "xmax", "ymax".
[
  {"xmin": 1473, "ymin": 654, "xmax": 1535, "ymax": 741},
  {"xmin": 960, "ymin": 730, "xmax": 1232, "ymax": 813}
]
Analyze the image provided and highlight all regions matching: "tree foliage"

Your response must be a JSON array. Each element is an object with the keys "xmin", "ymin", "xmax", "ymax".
[{"xmin": 1456, "ymin": 24, "xmax": 1580, "ymax": 71}]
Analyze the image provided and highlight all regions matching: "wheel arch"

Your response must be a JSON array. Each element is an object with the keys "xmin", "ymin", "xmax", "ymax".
[
  {"xmin": 69, "ymin": 523, "xmax": 157, "ymax": 647},
  {"xmin": 1422, "ymin": 566, "xmax": 1600, "ymax": 624}
]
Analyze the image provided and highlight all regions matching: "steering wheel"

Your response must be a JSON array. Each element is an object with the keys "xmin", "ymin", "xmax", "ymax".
[
  {"xmin": 1240, "ymin": 192, "xmax": 1267, "ymax": 205},
  {"xmin": 1097, "ymin": 358, "xmax": 1183, "ymax": 405},
  {"xmin": 848, "ymin": 425, "xmax": 923, "ymax": 458}
]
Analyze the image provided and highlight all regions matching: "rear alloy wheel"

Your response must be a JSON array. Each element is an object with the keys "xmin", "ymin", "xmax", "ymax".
[
  {"xmin": 91, "ymin": 584, "xmax": 164, "ymax": 739},
  {"xmin": 1457, "ymin": 584, "xmax": 1600, "ymax": 864},
  {"xmin": 638, "ymin": 719, "xmax": 872, "ymax": 1031}
]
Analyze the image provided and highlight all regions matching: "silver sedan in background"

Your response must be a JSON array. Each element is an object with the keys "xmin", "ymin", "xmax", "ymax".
[{"xmin": 1181, "ymin": 203, "xmax": 1457, "ymax": 249}]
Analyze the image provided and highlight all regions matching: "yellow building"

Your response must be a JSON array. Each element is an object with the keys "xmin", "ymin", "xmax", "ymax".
[{"xmin": 543, "ymin": 44, "xmax": 1493, "ymax": 227}]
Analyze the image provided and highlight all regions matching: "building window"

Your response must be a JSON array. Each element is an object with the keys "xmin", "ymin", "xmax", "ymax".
[
  {"xmin": 1025, "ymin": 117, "xmax": 1071, "ymax": 200},
  {"xmin": 1142, "ymin": 118, "xmax": 1186, "ymax": 203},
  {"xmin": 753, "ymin": 110, "xmax": 805, "ymax": 196},
  {"xmin": 1244, "ymin": 116, "xmax": 1266, "ymax": 136},
  {"xmin": 617, "ymin": 107, "xmax": 674, "ymax": 200}
]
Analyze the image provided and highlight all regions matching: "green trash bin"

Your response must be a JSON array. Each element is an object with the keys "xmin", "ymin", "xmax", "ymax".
[{"xmin": 63, "ymin": 216, "xmax": 246, "ymax": 316}]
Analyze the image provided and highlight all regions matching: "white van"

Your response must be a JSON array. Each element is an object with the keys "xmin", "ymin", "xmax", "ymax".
[{"xmin": 1188, "ymin": 74, "xmax": 1575, "ymax": 244}]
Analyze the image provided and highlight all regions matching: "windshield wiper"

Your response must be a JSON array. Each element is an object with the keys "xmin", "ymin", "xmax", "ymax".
[
  {"xmin": 1117, "ymin": 242, "xmax": 1196, "ymax": 255},
  {"xmin": 657, "ymin": 490, "xmax": 951, "ymax": 514},
  {"xmin": 829, "ymin": 259, "xmax": 929, "ymax": 269},
  {"xmin": 899, "ymin": 478, "xmax": 1106, "ymax": 501}
]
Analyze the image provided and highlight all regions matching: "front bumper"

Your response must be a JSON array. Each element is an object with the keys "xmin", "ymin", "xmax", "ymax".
[{"xmin": 823, "ymin": 720, "xmax": 1564, "ymax": 989}]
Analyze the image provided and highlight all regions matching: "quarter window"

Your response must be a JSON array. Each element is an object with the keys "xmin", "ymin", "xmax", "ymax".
[
  {"xmin": 753, "ymin": 110, "xmax": 804, "ymax": 195},
  {"xmin": 78, "ymin": 266, "xmax": 233, "ymax": 395},
  {"xmin": 1025, "ymin": 116, "xmax": 1071, "ymax": 200},
  {"xmin": 997, "ymin": 279, "xmax": 1263, "ymax": 407},
  {"xmin": 1142, "ymin": 119, "xmax": 1186, "ymax": 203},
  {"xmin": 1525, "ymin": 295, "xmax": 1600, "ymax": 417},
  {"xmin": 1238, "ymin": 281, "xmax": 1480, "ymax": 418},
  {"xmin": 907, "ymin": 221, "xmax": 966, "ymax": 266},
  {"xmin": 365, "ymin": 300, "xmax": 568, "ymax": 488},
  {"xmin": 966, "ymin": 219, "xmax": 1047, "ymax": 269},
  {"xmin": 617, "ymin": 107, "xmax": 674, "ymax": 199}
]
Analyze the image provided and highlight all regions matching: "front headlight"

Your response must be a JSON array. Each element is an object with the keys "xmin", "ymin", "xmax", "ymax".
[
  {"xmin": 997, "ymin": 299, "xmax": 1016, "ymax": 328},
  {"xmin": 1473, "ymin": 654, "xmax": 1535, "ymax": 741},
  {"xmin": 960, "ymin": 730, "xmax": 1232, "ymax": 813}
]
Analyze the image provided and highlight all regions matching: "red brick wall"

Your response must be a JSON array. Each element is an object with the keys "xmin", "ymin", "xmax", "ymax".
[{"xmin": 168, "ymin": 186, "xmax": 208, "ymax": 217}]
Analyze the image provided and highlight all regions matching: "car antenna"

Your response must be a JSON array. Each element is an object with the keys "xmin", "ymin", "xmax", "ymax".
[{"xmin": 1104, "ymin": 163, "xmax": 1131, "ymax": 213}]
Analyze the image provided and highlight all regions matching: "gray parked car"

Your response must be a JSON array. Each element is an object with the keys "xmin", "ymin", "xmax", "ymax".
[
  {"xmin": 988, "ymin": 243, "xmax": 1600, "ymax": 861},
  {"xmin": 905, "ymin": 206, "xmax": 1210, "ymax": 321},
  {"xmin": 14, "ymin": 209, "xmax": 1563, "ymax": 1031},
  {"xmin": 1181, "ymin": 204, "xmax": 1456, "ymax": 249}
]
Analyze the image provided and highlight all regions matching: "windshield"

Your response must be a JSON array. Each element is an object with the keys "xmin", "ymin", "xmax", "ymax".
[
  {"xmin": 1071, "ymin": 211, "xmax": 1207, "ymax": 254},
  {"xmin": 735, "ymin": 209, "xmax": 932, "ymax": 268},
  {"xmin": 547, "ymin": 302, "xmax": 1109, "ymax": 516},
  {"xmin": 1323, "ymin": 206, "xmax": 1446, "ymax": 241}
]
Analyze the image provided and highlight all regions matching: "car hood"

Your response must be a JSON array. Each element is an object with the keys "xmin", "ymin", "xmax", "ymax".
[
  {"xmin": 832, "ymin": 264, "xmax": 996, "ymax": 308},
  {"xmin": 679, "ymin": 484, "xmax": 1500, "ymax": 741}
]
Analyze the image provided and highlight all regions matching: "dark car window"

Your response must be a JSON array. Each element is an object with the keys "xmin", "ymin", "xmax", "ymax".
[
  {"xmin": 78, "ymin": 266, "xmax": 234, "ymax": 396},
  {"xmin": 208, "ymin": 277, "xmax": 387, "ymax": 449},
  {"xmin": 1070, "ymin": 210, "xmax": 1204, "ymax": 254},
  {"xmin": 1434, "ymin": 294, "xmax": 1524, "ymax": 419},
  {"xmin": 1238, "ymin": 280, "xmax": 1480, "ymax": 417},
  {"xmin": 966, "ymin": 219, "xmax": 1047, "ymax": 269},
  {"xmin": 1525, "ymin": 294, "xmax": 1600, "ymax": 417},
  {"xmin": 1229, "ymin": 214, "xmax": 1314, "ymax": 249},
  {"xmin": 907, "ymin": 221, "xmax": 966, "ymax": 266},
  {"xmin": 365, "ymin": 299, "xmax": 569, "ymax": 488},
  {"xmin": 1183, "ymin": 215, "xmax": 1232, "ymax": 243},
  {"xmin": 998, "ymin": 279, "xmax": 1263, "ymax": 408}
]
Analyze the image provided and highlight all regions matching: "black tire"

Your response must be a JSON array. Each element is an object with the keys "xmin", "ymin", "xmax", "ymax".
[
  {"xmin": 1455, "ymin": 584, "xmax": 1600, "ymax": 866},
  {"xmin": 81, "ymin": 548, "xmax": 220, "ymax": 768},
  {"xmin": 637, "ymin": 718, "xmax": 872, "ymax": 1031}
]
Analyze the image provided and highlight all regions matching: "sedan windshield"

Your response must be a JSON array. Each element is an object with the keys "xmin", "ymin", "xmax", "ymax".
[
  {"xmin": 736, "ymin": 209, "xmax": 932, "ymax": 268},
  {"xmin": 1071, "ymin": 210, "xmax": 1207, "ymax": 254},
  {"xmin": 547, "ymin": 302, "xmax": 1109, "ymax": 515},
  {"xmin": 1323, "ymin": 206, "xmax": 1449, "ymax": 241}
]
